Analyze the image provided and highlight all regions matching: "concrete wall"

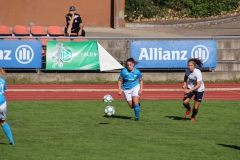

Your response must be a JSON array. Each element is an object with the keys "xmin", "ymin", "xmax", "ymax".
[
  {"xmin": 0, "ymin": 0, "xmax": 125, "ymax": 27},
  {"xmin": 216, "ymin": 39, "xmax": 240, "ymax": 71},
  {"xmin": 96, "ymin": 39, "xmax": 128, "ymax": 62}
]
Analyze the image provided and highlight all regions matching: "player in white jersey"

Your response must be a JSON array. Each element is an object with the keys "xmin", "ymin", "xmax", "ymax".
[
  {"xmin": 182, "ymin": 58, "xmax": 205, "ymax": 121},
  {"xmin": 0, "ymin": 68, "xmax": 14, "ymax": 145}
]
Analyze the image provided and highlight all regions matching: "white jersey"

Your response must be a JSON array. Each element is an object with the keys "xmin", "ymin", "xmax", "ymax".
[{"xmin": 185, "ymin": 68, "xmax": 205, "ymax": 92}]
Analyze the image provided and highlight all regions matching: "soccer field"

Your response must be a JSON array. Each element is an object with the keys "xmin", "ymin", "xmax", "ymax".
[{"xmin": 0, "ymin": 100, "xmax": 239, "ymax": 160}]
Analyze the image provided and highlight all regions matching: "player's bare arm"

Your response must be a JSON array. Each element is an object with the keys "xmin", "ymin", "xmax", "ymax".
[
  {"xmin": 78, "ymin": 23, "xmax": 83, "ymax": 36},
  {"xmin": 118, "ymin": 78, "xmax": 123, "ymax": 95},
  {"xmin": 184, "ymin": 81, "xmax": 201, "ymax": 93},
  {"xmin": 182, "ymin": 75, "xmax": 188, "ymax": 89},
  {"xmin": 67, "ymin": 11, "xmax": 74, "ymax": 36},
  {"xmin": 139, "ymin": 78, "xmax": 143, "ymax": 95}
]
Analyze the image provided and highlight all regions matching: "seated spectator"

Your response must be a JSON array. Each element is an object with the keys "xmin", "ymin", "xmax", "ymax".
[{"xmin": 65, "ymin": 6, "xmax": 85, "ymax": 37}]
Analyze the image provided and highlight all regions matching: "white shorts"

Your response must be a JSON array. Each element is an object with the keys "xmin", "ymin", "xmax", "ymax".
[
  {"xmin": 0, "ymin": 102, "xmax": 7, "ymax": 120},
  {"xmin": 123, "ymin": 84, "xmax": 140, "ymax": 101}
]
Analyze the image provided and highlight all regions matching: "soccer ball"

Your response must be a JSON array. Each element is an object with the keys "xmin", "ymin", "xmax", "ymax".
[
  {"xmin": 103, "ymin": 94, "xmax": 113, "ymax": 102},
  {"xmin": 104, "ymin": 106, "xmax": 115, "ymax": 116}
]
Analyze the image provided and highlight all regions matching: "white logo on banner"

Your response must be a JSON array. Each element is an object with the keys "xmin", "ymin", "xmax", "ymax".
[
  {"xmin": 191, "ymin": 45, "xmax": 209, "ymax": 63},
  {"xmin": 138, "ymin": 48, "xmax": 188, "ymax": 60},
  {"xmin": 15, "ymin": 45, "xmax": 34, "ymax": 64},
  {"xmin": 0, "ymin": 50, "xmax": 11, "ymax": 60}
]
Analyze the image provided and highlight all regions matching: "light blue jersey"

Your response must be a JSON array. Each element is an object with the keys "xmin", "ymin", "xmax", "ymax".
[
  {"xmin": 0, "ymin": 77, "xmax": 7, "ymax": 105},
  {"xmin": 119, "ymin": 67, "xmax": 142, "ymax": 90}
]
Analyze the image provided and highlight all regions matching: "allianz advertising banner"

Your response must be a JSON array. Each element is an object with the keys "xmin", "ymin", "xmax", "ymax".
[
  {"xmin": 131, "ymin": 40, "xmax": 217, "ymax": 68},
  {"xmin": 46, "ymin": 41, "xmax": 100, "ymax": 70},
  {"xmin": 0, "ymin": 40, "xmax": 42, "ymax": 68}
]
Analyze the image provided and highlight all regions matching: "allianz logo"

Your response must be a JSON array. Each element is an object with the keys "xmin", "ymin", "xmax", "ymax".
[
  {"xmin": 138, "ymin": 45, "xmax": 209, "ymax": 63},
  {"xmin": 0, "ymin": 45, "xmax": 34, "ymax": 64}
]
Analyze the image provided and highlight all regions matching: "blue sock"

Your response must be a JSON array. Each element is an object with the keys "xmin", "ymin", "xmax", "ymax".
[
  {"xmin": 134, "ymin": 104, "xmax": 140, "ymax": 119},
  {"xmin": 2, "ymin": 123, "xmax": 14, "ymax": 144},
  {"xmin": 183, "ymin": 103, "xmax": 191, "ymax": 110}
]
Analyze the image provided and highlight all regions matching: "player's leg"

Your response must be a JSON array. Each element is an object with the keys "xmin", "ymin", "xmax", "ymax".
[
  {"xmin": 66, "ymin": 24, "xmax": 72, "ymax": 36},
  {"xmin": 1, "ymin": 120, "xmax": 14, "ymax": 145},
  {"xmin": 132, "ymin": 85, "xmax": 140, "ymax": 121},
  {"xmin": 123, "ymin": 89, "xmax": 134, "ymax": 109},
  {"xmin": 191, "ymin": 91, "xmax": 204, "ymax": 121},
  {"xmin": 190, "ymin": 101, "xmax": 201, "ymax": 121},
  {"xmin": 64, "ymin": 27, "xmax": 69, "ymax": 36},
  {"xmin": 0, "ymin": 102, "xmax": 14, "ymax": 145},
  {"xmin": 52, "ymin": 58, "xmax": 60, "ymax": 68},
  {"xmin": 126, "ymin": 100, "xmax": 133, "ymax": 109},
  {"xmin": 132, "ymin": 96, "xmax": 140, "ymax": 121},
  {"xmin": 81, "ymin": 30, "xmax": 86, "ymax": 37},
  {"xmin": 183, "ymin": 92, "xmax": 194, "ymax": 118}
]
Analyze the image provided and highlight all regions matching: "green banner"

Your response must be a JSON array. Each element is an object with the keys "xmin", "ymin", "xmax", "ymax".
[{"xmin": 46, "ymin": 41, "xmax": 100, "ymax": 70}]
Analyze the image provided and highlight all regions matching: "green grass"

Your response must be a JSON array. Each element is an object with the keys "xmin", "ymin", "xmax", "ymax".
[{"xmin": 1, "ymin": 100, "xmax": 240, "ymax": 160}]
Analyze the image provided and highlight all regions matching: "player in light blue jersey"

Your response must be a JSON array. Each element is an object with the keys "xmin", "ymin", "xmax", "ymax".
[
  {"xmin": 182, "ymin": 58, "xmax": 205, "ymax": 122},
  {"xmin": 0, "ymin": 68, "xmax": 14, "ymax": 145},
  {"xmin": 118, "ymin": 58, "xmax": 143, "ymax": 121}
]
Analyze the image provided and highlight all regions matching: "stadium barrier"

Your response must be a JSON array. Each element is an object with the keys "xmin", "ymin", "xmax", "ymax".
[{"xmin": 0, "ymin": 30, "xmax": 240, "ymax": 72}]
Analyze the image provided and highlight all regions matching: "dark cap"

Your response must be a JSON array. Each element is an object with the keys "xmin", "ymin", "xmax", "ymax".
[{"xmin": 69, "ymin": 6, "xmax": 76, "ymax": 11}]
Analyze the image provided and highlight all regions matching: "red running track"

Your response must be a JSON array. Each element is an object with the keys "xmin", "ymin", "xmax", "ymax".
[{"xmin": 5, "ymin": 83, "xmax": 240, "ymax": 101}]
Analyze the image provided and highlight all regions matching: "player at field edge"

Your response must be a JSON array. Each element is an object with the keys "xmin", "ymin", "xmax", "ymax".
[
  {"xmin": 118, "ymin": 58, "xmax": 143, "ymax": 121},
  {"xmin": 0, "ymin": 68, "xmax": 15, "ymax": 145},
  {"xmin": 182, "ymin": 58, "xmax": 205, "ymax": 121}
]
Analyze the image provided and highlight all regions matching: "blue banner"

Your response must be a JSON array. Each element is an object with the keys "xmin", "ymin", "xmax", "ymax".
[
  {"xmin": 131, "ymin": 40, "xmax": 217, "ymax": 68},
  {"xmin": 0, "ymin": 40, "xmax": 42, "ymax": 68}
]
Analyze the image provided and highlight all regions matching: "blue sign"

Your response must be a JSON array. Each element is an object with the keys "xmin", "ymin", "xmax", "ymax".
[
  {"xmin": 0, "ymin": 40, "xmax": 42, "ymax": 68},
  {"xmin": 131, "ymin": 40, "xmax": 217, "ymax": 68}
]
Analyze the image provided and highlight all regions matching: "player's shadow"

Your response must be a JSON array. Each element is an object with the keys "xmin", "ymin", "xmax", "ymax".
[
  {"xmin": 165, "ymin": 116, "xmax": 190, "ymax": 121},
  {"xmin": 217, "ymin": 143, "xmax": 240, "ymax": 150},
  {"xmin": 0, "ymin": 142, "xmax": 7, "ymax": 145},
  {"xmin": 99, "ymin": 122, "xmax": 109, "ymax": 125},
  {"xmin": 103, "ymin": 115, "xmax": 132, "ymax": 120}
]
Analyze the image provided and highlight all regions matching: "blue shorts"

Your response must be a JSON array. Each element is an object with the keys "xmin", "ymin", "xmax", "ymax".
[{"xmin": 184, "ymin": 91, "xmax": 204, "ymax": 102}]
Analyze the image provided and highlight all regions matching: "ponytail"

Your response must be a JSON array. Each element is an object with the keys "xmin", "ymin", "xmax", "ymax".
[
  {"xmin": 188, "ymin": 58, "xmax": 203, "ymax": 69},
  {"xmin": 125, "ymin": 57, "xmax": 138, "ymax": 67},
  {"xmin": 0, "ymin": 68, "xmax": 6, "ymax": 76}
]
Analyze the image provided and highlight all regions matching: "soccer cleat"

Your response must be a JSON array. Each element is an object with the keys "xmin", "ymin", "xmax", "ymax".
[
  {"xmin": 135, "ymin": 118, "xmax": 139, "ymax": 121},
  {"xmin": 9, "ymin": 141, "xmax": 15, "ymax": 145},
  {"xmin": 190, "ymin": 117, "xmax": 196, "ymax": 121},
  {"xmin": 185, "ymin": 108, "xmax": 192, "ymax": 118}
]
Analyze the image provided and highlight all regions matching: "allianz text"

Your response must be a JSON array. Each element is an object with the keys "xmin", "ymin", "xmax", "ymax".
[
  {"xmin": 0, "ymin": 50, "xmax": 11, "ymax": 60},
  {"xmin": 139, "ymin": 48, "xmax": 188, "ymax": 60}
]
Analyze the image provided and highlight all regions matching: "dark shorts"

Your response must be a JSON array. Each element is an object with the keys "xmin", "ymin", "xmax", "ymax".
[
  {"xmin": 184, "ymin": 91, "xmax": 204, "ymax": 102},
  {"xmin": 64, "ymin": 28, "xmax": 86, "ymax": 37}
]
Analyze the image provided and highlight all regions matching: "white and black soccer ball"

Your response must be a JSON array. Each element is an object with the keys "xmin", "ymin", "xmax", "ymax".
[
  {"xmin": 103, "ymin": 94, "xmax": 113, "ymax": 102},
  {"xmin": 104, "ymin": 106, "xmax": 115, "ymax": 116}
]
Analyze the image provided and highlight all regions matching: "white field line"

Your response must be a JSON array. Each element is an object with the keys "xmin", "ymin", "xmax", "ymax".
[{"xmin": 6, "ymin": 88, "xmax": 240, "ymax": 92}]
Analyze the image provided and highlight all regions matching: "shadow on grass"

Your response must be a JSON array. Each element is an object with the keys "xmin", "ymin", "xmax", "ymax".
[
  {"xmin": 217, "ymin": 144, "xmax": 240, "ymax": 150},
  {"xmin": 165, "ymin": 116, "xmax": 190, "ymax": 121},
  {"xmin": 103, "ymin": 115, "xmax": 132, "ymax": 120},
  {"xmin": 0, "ymin": 142, "xmax": 7, "ymax": 145},
  {"xmin": 99, "ymin": 122, "xmax": 109, "ymax": 125}
]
